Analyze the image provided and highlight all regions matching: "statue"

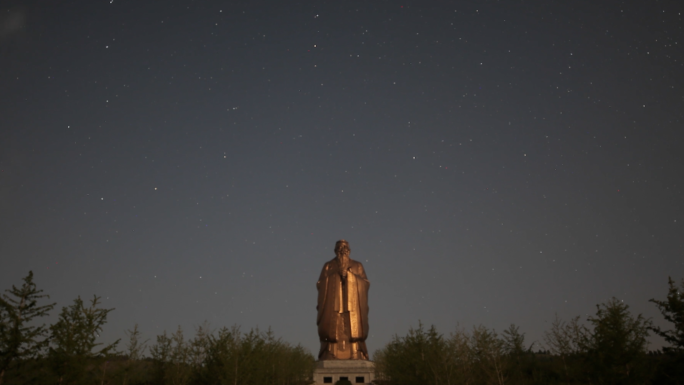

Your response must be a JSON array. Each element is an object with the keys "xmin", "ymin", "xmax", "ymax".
[{"xmin": 316, "ymin": 240, "xmax": 370, "ymax": 360}]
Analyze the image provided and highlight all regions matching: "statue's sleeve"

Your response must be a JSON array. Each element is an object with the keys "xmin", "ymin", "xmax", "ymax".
[
  {"xmin": 316, "ymin": 263, "xmax": 328, "ymax": 316},
  {"xmin": 353, "ymin": 261, "xmax": 369, "ymax": 285},
  {"xmin": 350, "ymin": 261, "xmax": 370, "ymax": 340},
  {"xmin": 360, "ymin": 264, "xmax": 369, "ymax": 281},
  {"xmin": 317, "ymin": 263, "xmax": 341, "ymax": 340}
]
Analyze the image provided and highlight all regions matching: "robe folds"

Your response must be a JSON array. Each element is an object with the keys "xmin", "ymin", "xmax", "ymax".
[{"xmin": 316, "ymin": 257, "xmax": 370, "ymax": 358}]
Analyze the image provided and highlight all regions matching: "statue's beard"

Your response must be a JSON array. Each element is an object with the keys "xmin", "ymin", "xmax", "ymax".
[{"xmin": 337, "ymin": 253, "xmax": 350, "ymax": 275}]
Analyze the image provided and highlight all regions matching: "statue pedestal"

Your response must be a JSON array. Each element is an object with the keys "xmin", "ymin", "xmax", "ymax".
[{"xmin": 313, "ymin": 360, "xmax": 375, "ymax": 385}]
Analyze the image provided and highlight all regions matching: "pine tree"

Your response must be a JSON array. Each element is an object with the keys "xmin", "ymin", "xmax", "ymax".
[
  {"xmin": 120, "ymin": 324, "xmax": 148, "ymax": 385},
  {"xmin": 649, "ymin": 277, "xmax": 684, "ymax": 384},
  {"xmin": 0, "ymin": 271, "xmax": 55, "ymax": 385},
  {"xmin": 502, "ymin": 324, "xmax": 534, "ymax": 384},
  {"xmin": 471, "ymin": 325, "xmax": 507, "ymax": 385},
  {"xmin": 125, "ymin": 324, "xmax": 148, "ymax": 361},
  {"xmin": 584, "ymin": 298, "xmax": 651, "ymax": 385},
  {"xmin": 649, "ymin": 277, "xmax": 684, "ymax": 353},
  {"xmin": 48, "ymin": 295, "xmax": 119, "ymax": 384}
]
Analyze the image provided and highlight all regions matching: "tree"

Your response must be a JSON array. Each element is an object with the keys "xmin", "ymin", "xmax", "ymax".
[
  {"xmin": 188, "ymin": 322, "xmax": 211, "ymax": 370},
  {"xmin": 374, "ymin": 323, "xmax": 484, "ymax": 385},
  {"xmin": 446, "ymin": 327, "xmax": 475, "ymax": 385},
  {"xmin": 0, "ymin": 271, "xmax": 55, "ymax": 385},
  {"xmin": 167, "ymin": 326, "xmax": 192, "ymax": 385},
  {"xmin": 372, "ymin": 322, "xmax": 439, "ymax": 385},
  {"xmin": 198, "ymin": 325, "xmax": 314, "ymax": 385},
  {"xmin": 120, "ymin": 324, "xmax": 148, "ymax": 385},
  {"xmin": 543, "ymin": 314, "xmax": 587, "ymax": 357},
  {"xmin": 199, "ymin": 325, "xmax": 240, "ymax": 385},
  {"xmin": 149, "ymin": 330, "xmax": 173, "ymax": 385},
  {"xmin": 48, "ymin": 295, "xmax": 119, "ymax": 384},
  {"xmin": 584, "ymin": 297, "xmax": 651, "ymax": 385},
  {"xmin": 649, "ymin": 277, "xmax": 684, "ymax": 384},
  {"xmin": 149, "ymin": 324, "xmax": 211, "ymax": 385},
  {"xmin": 543, "ymin": 314, "xmax": 587, "ymax": 383},
  {"xmin": 502, "ymin": 324, "xmax": 534, "ymax": 384},
  {"xmin": 125, "ymin": 324, "xmax": 148, "ymax": 361},
  {"xmin": 502, "ymin": 324, "xmax": 527, "ymax": 356},
  {"xmin": 470, "ymin": 325, "xmax": 507, "ymax": 385},
  {"xmin": 650, "ymin": 277, "xmax": 684, "ymax": 353}
]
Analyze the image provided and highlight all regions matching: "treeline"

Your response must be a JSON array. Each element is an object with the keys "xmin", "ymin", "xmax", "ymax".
[
  {"xmin": 3, "ymin": 272, "xmax": 683, "ymax": 385},
  {"xmin": 0, "ymin": 271, "xmax": 315, "ymax": 385},
  {"xmin": 373, "ymin": 277, "xmax": 684, "ymax": 385}
]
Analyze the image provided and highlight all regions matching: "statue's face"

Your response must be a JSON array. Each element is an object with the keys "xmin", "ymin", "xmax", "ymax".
[{"xmin": 335, "ymin": 241, "xmax": 350, "ymax": 257}]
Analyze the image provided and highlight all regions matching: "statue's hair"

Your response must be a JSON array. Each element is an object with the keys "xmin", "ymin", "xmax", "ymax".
[{"xmin": 334, "ymin": 239, "xmax": 350, "ymax": 255}]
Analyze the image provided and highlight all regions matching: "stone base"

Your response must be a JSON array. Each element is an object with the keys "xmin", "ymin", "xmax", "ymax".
[{"xmin": 313, "ymin": 360, "xmax": 375, "ymax": 385}]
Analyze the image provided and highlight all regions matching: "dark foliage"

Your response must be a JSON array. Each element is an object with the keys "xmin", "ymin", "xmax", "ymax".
[
  {"xmin": 375, "ymin": 297, "xmax": 662, "ymax": 385},
  {"xmin": 0, "ymin": 271, "xmax": 55, "ymax": 385},
  {"xmin": 3, "ymin": 272, "xmax": 684, "ymax": 385},
  {"xmin": 47, "ymin": 295, "xmax": 120, "ymax": 385},
  {"xmin": 649, "ymin": 277, "xmax": 684, "ymax": 384}
]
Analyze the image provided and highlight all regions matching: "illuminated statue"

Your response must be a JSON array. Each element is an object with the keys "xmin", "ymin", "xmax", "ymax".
[{"xmin": 316, "ymin": 240, "xmax": 370, "ymax": 360}]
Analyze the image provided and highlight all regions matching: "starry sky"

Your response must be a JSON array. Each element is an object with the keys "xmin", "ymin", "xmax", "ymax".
[{"xmin": 1, "ymin": 0, "xmax": 683, "ymax": 355}]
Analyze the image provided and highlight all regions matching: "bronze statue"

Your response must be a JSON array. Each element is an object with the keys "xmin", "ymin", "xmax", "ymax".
[{"xmin": 316, "ymin": 240, "xmax": 370, "ymax": 360}]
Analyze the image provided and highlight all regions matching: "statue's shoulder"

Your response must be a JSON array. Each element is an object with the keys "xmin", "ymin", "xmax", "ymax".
[
  {"xmin": 349, "ymin": 258, "xmax": 365, "ymax": 270},
  {"xmin": 322, "ymin": 258, "xmax": 337, "ymax": 270}
]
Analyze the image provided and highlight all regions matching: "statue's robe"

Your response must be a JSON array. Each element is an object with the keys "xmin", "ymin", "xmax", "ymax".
[{"xmin": 316, "ymin": 257, "xmax": 370, "ymax": 360}]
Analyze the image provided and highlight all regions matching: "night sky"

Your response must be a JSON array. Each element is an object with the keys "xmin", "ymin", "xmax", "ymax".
[{"xmin": 1, "ymin": 0, "xmax": 683, "ymax": 355}]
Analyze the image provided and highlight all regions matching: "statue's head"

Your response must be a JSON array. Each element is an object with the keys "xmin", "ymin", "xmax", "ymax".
[{"xmin": 334, "ymin": 239, "xmax": 350, "ymax": 257}]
